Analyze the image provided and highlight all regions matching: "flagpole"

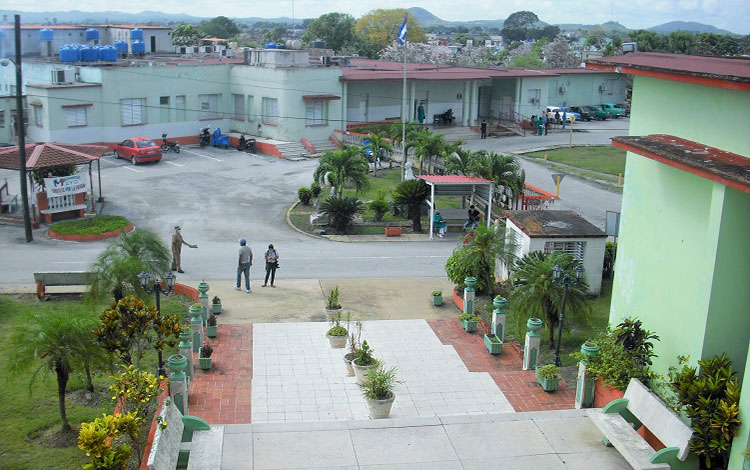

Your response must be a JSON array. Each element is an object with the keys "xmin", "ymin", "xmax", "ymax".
[{"xmin": 401, "ymin": 38, "xmax": 407, "ymax": 181}]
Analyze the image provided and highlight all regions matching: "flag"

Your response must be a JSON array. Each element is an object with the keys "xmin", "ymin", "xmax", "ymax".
[{"xmin": 397, "ymin": 15, "xmax": 408, "ymax": 44}]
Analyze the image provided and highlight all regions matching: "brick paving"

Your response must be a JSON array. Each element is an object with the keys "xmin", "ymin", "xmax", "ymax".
[
  {"xmin": 188, "ymin": 324, "xmax": 253, "ymax": 424},
  {"xmin": 427, "ymin": 318, "xmax": 576, "ymax": 412}
]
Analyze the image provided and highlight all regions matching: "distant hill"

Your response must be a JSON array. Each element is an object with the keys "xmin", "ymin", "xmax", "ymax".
[
  {"xmin": 407, "ymin": 7, "xmax": 446, "ymax": 26},
  {"xmin": 557, "ymin": 21, "xmax": 629, "ymax": 34},
  {"xmin": 647, "ymin": 21, "xmax": 733, "ymax": 35},
  {"xmin": 0, "ymin": 9, "xmax": 303, "ymax": 26}
]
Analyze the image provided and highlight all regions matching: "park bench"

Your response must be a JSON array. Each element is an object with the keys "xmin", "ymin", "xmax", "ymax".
[
  {"xmin": 434, "ymin": 208, "xmax": 471, "ymax": 234},
  {"xmin": 147, "ymin": 399, "xmax": 223, "ymax": 470},
  {"xmin": 587, "ymin": 378, "xmax": 695, "ymax": 470},
  {"xmin": 33, "ymin": 271, "xmax": 92, "ymax": 299}
]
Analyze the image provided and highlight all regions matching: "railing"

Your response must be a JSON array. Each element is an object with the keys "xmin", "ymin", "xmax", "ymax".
[
  {"xmin": 40, "ymin": 194, "xmax": 87, "ymax": 214},
  {"xmin": 0, "ymin": 178, "xmax": 18, "ymax": 214},
  {"xmin": 497, "ymin": 110, "xmax": 529, "ymax": 137}
]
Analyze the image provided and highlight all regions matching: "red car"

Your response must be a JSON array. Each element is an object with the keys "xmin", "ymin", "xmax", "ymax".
[{"xmin": 114, "ymin": 137, "xmax": 162, "ymax": 165}]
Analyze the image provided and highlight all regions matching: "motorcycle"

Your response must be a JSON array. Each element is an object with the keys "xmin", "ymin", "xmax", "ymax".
[
  {"xmin": 237, "ymin": 134, "xmax": 258, "ymax": 153},
  {"xmin": 199, "ymin": 127, "xmax": 211, "ymax": 147},
  {"xmin": 160, "ymin": 133, "xmax": 180, "ymax": 153}
]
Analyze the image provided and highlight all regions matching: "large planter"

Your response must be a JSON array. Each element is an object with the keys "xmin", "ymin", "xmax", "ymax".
[
  {"xmin": 432, "ymin": 294, "xmax": 443, "ymax": 307},
  {"xmin": 344, "ymin": 352, "xmax": 356, "ymax": 377},
  {"xmin": 325, "ymin": 306, "xmax": 343, "ymax": 320},
  {"xmin": 197, "ymin": 281, "xmax": 210, "ymax": 295},
  {"xmin": 460, "ymin": 319, "xmax": 478, "ymax": 333},
  {"xmin": 483, "ymin": 334, "xmax": 503, "ymax": 355},
  {"xmin": 352, "ymin": 361, "xmax": 378, "ymax": 385},
  {"xmin": 366, "ymin": 394, "xmax": 395, "ymax": 419},
  {"xmin": 327, "ymin": 334, "xmax": 347, "ymax": 349},
  {"xmin": 167, "ymin": 354, "xmax": 188, "ymax": 374},
  {"xmin": 206, "ymin": 325, "xmax": 218, "ymax": 338},
  {"xmin": 536, "ymin": 369, "xmax": 559, "ymax": 392},
  {"xmin": 211, "ymin": 302, "xmax": 221, "ymax": 315},
  {"xmin": 385, "ymin": 227, "xmax": 402, "ymax": 237},
  {"xmin": 593, "ymin": 378, "xmax": 624, "ymax": 407},
  {"xmin": 198, "ymin": 347, "xmax": 212, "ymax": 371}
]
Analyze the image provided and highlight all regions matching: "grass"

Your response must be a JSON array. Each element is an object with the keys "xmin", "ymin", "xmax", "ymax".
[
  {"xmin": 49, "ymin": 215, "xmax": 130, "ymax": 236},
  {"xmin": 525, "ymin": 146, "xmax": 626, "ymax": 176},
  {"xmin": 474, "ymin": 279, "xmax": 613, "ymax": 367},
  {"xmin": 0, "ymin": 294, "xmax": 192, "ymax": 470}
]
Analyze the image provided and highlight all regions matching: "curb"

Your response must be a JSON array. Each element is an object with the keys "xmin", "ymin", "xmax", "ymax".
[
  {"xmin": 48, "ymin": 223, "xmax": 134, "ymax": 242},
  {"xmin": 285, "ymin": 199, "xmax": 328, "ymax": 241}
]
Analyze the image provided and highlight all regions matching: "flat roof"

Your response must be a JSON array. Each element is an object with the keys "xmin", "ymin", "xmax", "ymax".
[
  {"xmin": 0, "ymin": 24, "xmax": 172, "ymax": 30},
  {"xmin": 612, "ymin": 134, "xmax": 750, "ymax": 194},
  {"xmin": 587, "ymin": 52, "xmax": 750, "ymax": 92},
  {"xmin": 503, "ymin": 210, "xmax": 606, "ymax": 238}
]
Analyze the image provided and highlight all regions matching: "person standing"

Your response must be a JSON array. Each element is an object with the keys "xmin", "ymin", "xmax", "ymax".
[
  {"xmin": 263, "ymin": 244, "xmax": 279, "ymax": 287},
  {"xmin": 480, "ymin": 120, "xmax": 487, "ymax": 139},
  {"xmin": 562, "ymin": 111, "xmax": 567, "ymax": 130},
  {"xmin": 554, "ymin": 110, "xmax": 561, "ymax": 125},
  {"xmin": 236, "ymin": 238, "xmax": 252, "ymax": 293},
  {"xmin": 543, "ymin": 113, "xmax": 549, "ymax": 135},
  {"xmin": 171, "ymin": 226, "xmax": 197, "ymax": 273},
  {"xmin": 433, "ymin": 211, "xmax": 447, "ymax": 238}
]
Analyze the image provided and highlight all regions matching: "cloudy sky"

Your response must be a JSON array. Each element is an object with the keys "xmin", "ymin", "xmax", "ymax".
[{"xmin": 4, "ymin": 0, "xmax": 749, "ymax": 34}]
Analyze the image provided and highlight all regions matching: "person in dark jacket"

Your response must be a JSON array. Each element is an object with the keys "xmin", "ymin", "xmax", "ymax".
[{"xmin": 262, "ymin": 244, "xmax": 279, "ymax": 287}]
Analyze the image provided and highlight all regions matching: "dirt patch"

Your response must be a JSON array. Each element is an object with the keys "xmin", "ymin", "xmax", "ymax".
[
  {"xmin": 28, "ymin": 425, "xmax": 79, "ymax": 448},
  {"xmin": 67, "ymin": 389, "xmax": 105, "ymax": 408}
]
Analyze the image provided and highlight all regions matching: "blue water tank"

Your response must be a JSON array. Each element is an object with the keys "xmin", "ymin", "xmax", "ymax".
[
  {"xmin": 100, "ymin": 45, "xmax": 117, "ymax": 62},
  {"xmin": 265, "ymin": 43, "xmax": 278, "ymax": 49},
  {"xmin": 40, "ymin": 28, "xmax": 54, "ymax": 41},
  {"xmin": 130, "ymin": 28, "xmax": 143, "ymax": 40},
  {"xmin": 80, "ymin": 45, "xmax": 98, "ymax": 62},
  {"xmin": 59, "ymin": 45, "xmax": 78, "ymax": 63},
  {"xmin": 85, "ymin": 28, "xmax": 99, "ymax": 41},
  {"xmin": 114, "ymin": 40, "xmax": 128, "ymax": 55},
  {"xmin": 131, "ymin": 40, "xmax": 146, "ymax": 54}
]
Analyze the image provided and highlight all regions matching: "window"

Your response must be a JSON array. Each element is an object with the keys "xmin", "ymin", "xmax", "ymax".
[
  {"xmin": 233, "ymin": 93, "xmax": 245, "ymax": 120},
  {"xmin": 33, "ymin": 105, "xmax": 43, "ymax": 127},
  {"xmin": 262, "ymin": 97, "xmax": 278, "ymax": 125},
  {"xmin": 121, "ymin": 98, "xmax": 145, "ymax": 125},
  {"xmin": 528, "ymin": 89, "xmax": 541, "ymax": 105},
  {"xmin": 0, "ymin": 110, "xmax": 5, "ymax": 128},
  {"xmin": 199, "ymin": 94, "xmax": 220, "ymax": 120},
  {"xmin": 543, "ymin": 241, "xmax": 586, "ymax": 261},
  {"xmin": 159, "ymin": 96, "xmax": 169, "ymax": 105},
  {"xmin": 159, "ymin": 96, "xmax": 170, "ymax": 122},
  {"xmin": 64, "ymin": 106, "xmax": 87, "ymax": 127},
  {"xmin": 246, "ymin": 95, "xmax": 254, "ymax": 121},
  {"xmin": 175, "ymin": 95, "xmax": 186, "ymax": 121},
  {"xmin": 305, "ymin": 100, "xmax": 327, "ymax": 126}
]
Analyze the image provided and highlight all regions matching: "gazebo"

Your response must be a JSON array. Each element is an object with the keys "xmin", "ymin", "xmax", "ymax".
[
  {"xmin": 0, "ymin": 143, "xmax": 108, "ymax": 223},
  {"xmin": 418, "ymin": 175, "xmax": 495, "ymax": 240}
]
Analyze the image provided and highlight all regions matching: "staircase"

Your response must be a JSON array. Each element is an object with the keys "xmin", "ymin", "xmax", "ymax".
[
  {"xmin": 308, "ymin": 139, "xmax": 338, "ymax": 155},
  {"xmin": 274, "ymin": 141, "xmax": 311, "ymax": 160},
  {"xmin": 430, "ymin": 126, "xmax": 480, "ymax": 143}
]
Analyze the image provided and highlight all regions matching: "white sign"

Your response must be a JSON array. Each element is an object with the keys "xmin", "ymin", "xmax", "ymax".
[{"xmin": 44, "ymin": 174, "xmax": 88, "ymax": 197}]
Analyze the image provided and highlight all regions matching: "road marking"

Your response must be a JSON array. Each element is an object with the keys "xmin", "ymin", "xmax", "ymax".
[
  {"xmin": 183, "ymin": 149, "xmax": 223, "ymax": 162},
  {"xmin": 92, "ymin": 172, "xmax": 108, "ymax": 178},
  {"xmin": 51, "ymin": 261, "xmax": 89, "ymax": 264},
  {"xmin": 165, "ymin": 161, "xmax": 186, "ymax": 167},
  {"xmin": 286, "ymin": 255, "xmax": 445, "ymax": 260},
  {"xmin": 123, "ymin": 166, "xmax": 142, "ymax": 173}
]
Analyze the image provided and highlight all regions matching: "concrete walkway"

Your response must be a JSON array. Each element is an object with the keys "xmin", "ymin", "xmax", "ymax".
[{"xmin": 220, "ymin": 410, "xmax": 631, "ymax": 470}]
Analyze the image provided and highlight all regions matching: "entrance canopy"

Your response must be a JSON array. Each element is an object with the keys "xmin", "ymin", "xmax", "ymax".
[{"xmin": 418, "ymin": 175, "xmax": 494, "ymax": 240}]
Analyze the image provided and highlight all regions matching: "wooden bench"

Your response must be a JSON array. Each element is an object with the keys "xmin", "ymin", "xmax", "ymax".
[
  {"xmin": 147, "ymin": 399, "xmax": 223, "ymax": 470},
  {"xmin": 33, "ymin": 271, "xmax": 93, "ymax": 299},
  {"xmin": 587, "ymin": 378, "xmax": 696, "ymax": 470},
  {"xmin": 434, "ymin": 208, "xmax": 473, "ymax": 233}
]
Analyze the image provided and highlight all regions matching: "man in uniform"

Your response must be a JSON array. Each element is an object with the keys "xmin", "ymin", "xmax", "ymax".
[{"xmin": 171, "ymin": 225, "xmax": 197, "ymax": 273}]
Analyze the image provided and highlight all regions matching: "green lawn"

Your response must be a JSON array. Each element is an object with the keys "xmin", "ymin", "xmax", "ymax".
[
  {"xmin": 525, "ymin": 146, "xmax": 626, "ymax": 176},
  {"xmin": 0, "ymin": 294, "xmax": 191, "ymax": 470},
  {"xmin": 49, "ymin": 215, "xmax": 131, "ymax": 236}
]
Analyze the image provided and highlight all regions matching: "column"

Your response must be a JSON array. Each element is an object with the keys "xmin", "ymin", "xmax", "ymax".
[
  {"xmin": 463, "ymin": 277, "xmax": 476, "ymax": 315},
  {"xmin": 409, "ymin": 80, "xmax": 416, "ymax": 121},
  {"xmin": 523, "ymin": 317, "xmax": 543, "ymax": 370},
  {"xmin": 341, "ymin": 81, "xmax": 348, "ymax": 130},
  {"xmin": 492, "ymin": 296, "xmax": 507, "ymax": 341},
  {"xmin": 179, "ymin": 330, "xmax": 194, "ymax": 382},
  {"xmin": 462, "ymin": 81, "xmax": 470, "ymax": 126},
  {"xmin": 167, "ymin": 354, "xmax": 189, "ymax": 415},
  {"xmin": 189, "ymin": 303, "xmax": 203, "ymax": 352},
  {"xmin": 575, "ymin": 342, "xmax": 600, "ymax": 409}
]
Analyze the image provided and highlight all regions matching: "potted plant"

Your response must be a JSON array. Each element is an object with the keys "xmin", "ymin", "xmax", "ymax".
[
  {"xmin": 536, "ymin": 364, "xmax": 560, "ymax": 392},
  {"xmin": 432, "ymin": 290, "xmax": 443, "ymax": 306},
  {"xmin": 352, "ymin": 340, "xmax": 378, "ymax": 385},
  {"xmin": 344, "ymin": 321, "xmax": 363, "ymax": 377},
  {"xmin": 198, "ymin": 343, "xmax": 213, "ymax": 371},
  {"xmin": 483, "ymin": 333, "xmax": 503, "ymax": 355},
  {"xmin": 459, "ymin": 313, "xmax": 480, "ymax": 333},
  {"xmin": 206, "ymin": 314, "xmax": 218, "ymax": 338},
  {"xmin": 385, "ymin": 226, "xmax": 402, "ymax": 237},
  {"xmin": 360, "ymin": 364, "xmax": 399, "ymax": 419},
  {"xmin": 326, "ymin": 313, "xmax": 348, "ymax": 349},
  {"xmin": 324, "ymin": 286, "xmax": 342, "ymax": 319},
  {"xmin": 211, "ymin": 296, "xmax": 221, "ymax": 315}
]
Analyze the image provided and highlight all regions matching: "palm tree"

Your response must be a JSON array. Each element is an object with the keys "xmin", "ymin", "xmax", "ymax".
[
  {"xmin": 471, "ymin": 151, "xmax": 523, "ymax": 208},
  {"xmin": 68, "ymin": 313, "xmax": 109, "ymax": 393},
  {"xmin": 464, "ymin": 224, "xmax": 518, "ymax": 296},
  {"xmin": 510, "ymin": 251, "xmax": 589, "ymax": 348},
  {"xmin": 313, "ymin": 145, "xmax": 370, "ymax": 197},
  {"xmin": 412, "ymin": 132, "xmax": 446, "ymax": 175},
  {"xmin": 444, "ymin": 147, "xmax": 480, "ymax": 176},
  {"xmin": 320, "ymin": 196, "xmax": 363, "ymax": 233},
  {"xmin": 366, "ymin": 133, "xmax": 393, "ymax": 176},
  {"xmin": 8, "ymin": 314, "xmax": 81, "ymax": 431},
  {"xmin": 393, "ymin": 179, "xmax": 430, "ymax": 232}
]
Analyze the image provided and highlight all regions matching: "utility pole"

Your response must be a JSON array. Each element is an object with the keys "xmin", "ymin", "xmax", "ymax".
[{"xmin": 15, "ymin": 14, "xmax": 33, "ymax": 242}]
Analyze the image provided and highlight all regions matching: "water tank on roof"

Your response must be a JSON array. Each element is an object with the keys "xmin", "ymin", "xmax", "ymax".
[
  {"xmin": 59, "ymin": 45, "xmax": 78, "ymax": 63},
  {"xmin": 40, "ymin": 28, "xmax": 54, "ymax": 41},
  {"xmin": 100, "ymin": 45, "xmax": 117, "ymax": 62},
  {"xmin": 285, "ymin": 39, "xmax": 302, "ymax": 50},
  {"xmin": 85, "ymin": 28, "xmax": 99, "ymax": 41},
  {"xmin": 114, "ymin": 40, "xmax": 128, "ymax": 55},
  {"xmin": 264, "ymin": 43, "xmax": 277, "ymax": 49},
  {"xmin": 80, "ymin": 45, "xmax": 98, "ymax": 62},
  {"xmin": 130, "ymin": 28, "xmax": 143, "ymax": 40},
  {"xmin": 132, "ymin": 40, "xmax": 146, "ymax": 54},
  {"xmin": 312, "ymin": 39, "xmax": 326, "ymax": 49}
]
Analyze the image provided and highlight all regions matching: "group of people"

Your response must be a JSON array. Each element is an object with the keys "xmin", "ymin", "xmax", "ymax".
[
  {"xmin": 431, "ymin": 205, "xmax": 482, "ymax": 238},
  {"xmin": 529, "ymin": 110, "xmax": 567, "ymax": 136}
]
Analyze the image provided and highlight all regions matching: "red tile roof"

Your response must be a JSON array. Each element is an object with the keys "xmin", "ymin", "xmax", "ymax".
[
  {"xmin": 418, "ymin": 175, "xmax": 493, "ymax": 184},
  {"xmin": 0, "ymin": 143, "xmax": 107, "ymax": 170}
]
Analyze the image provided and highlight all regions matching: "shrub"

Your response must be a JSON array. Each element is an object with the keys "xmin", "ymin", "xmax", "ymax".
[
  {"xmin": 614, "ymin": 318, "xmax": 659, "ymax": 367},
  {"xmin": 298, "ymin": 187, "xmax": 313, "ymax": 205},
  {"xmin": 109, "ymin": 365, "xmax": 161, "ymax": 419},
  {"xmin": 212, "ymin": 296, "xmax": 221, "ymax": 304},
  {"xmin": 369, "ymin": 190, "xmax": 390, "ymax": 221},
  {"xmin": 327, "ymin": 312, "xmax": 348, "ymax": 336},
  {"xmin": 200, "ymin": 344, "xmax": 213, "ymax": 358},
  {"xmin": 459, "ymin": 313, "xmax": 480, "ymax": 322},
  {"xmin": 78, "ymin": 412, "xmax": 142, "ymax": 470},
  {"xmin": 360, "ymin": 365, "xmax": 399, "ymax": 400},
  {"xmin": 320, "ymin": 196, "xmax": 363, "ymax": 233},
  {"xmin": 432, "ymin": 290, "xmax": 442, "ymax": 296},
  {"xmin": 207, "ymin": 314, "xmax": 217, "ymax": 327},
  {"xmin": 537, "ymin": 364, "xmax": 559, "ymax": 379},
  {"xmin": 445, "ymin": 247, "xmax": 486, "ymax": 293},
  {"xmin": 354, "ymin": 340, "xmax": 377, "ymax": 366},
  {"xmin": 50, "ymin": 215, "xmax": 130, "ymax": 236},
  {"xmin": 325, "ymin": 286, "xmax": 341, "ymax": 309},
  {"xmin": 310, "ymin": 182, "xmax": 322, "ymax": 197},
  {"xmin": 603, "ymin": 242, "xmax": 617, "ymax": 279}
]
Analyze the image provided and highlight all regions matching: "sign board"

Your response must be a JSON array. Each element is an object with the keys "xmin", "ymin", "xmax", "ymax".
[
  {"xmin": 44, "ymin": 174, "xmax": 88, "ymax": 198},
  {"xmin": 605, "ymin": 211, "xmax": 620, "ymax": 237},
  {"xmin": 550, "ymin": 173, "xmax": 566, "ymax": 184}
]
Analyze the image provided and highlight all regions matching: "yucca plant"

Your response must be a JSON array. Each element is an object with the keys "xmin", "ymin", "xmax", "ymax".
[
  {"xmin": 320, "ymin": 196, "xmax": 363, "ymax": 233},
  {"xmin": 360, "ymin": 365, "xmax": 399, "ymax": 400},
  {"xmin": 393, "ymin": 179, "xmax": 430, "ymax": 232}
]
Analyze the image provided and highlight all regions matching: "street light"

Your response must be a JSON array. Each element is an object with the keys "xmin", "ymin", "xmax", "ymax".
[
  {"xmin": 552, "ymin": 263, "xmax": 585, "ymax": 367},
  {"xmin": 138, "ymin": 270, "xmax": 176, "ymax": 377}
]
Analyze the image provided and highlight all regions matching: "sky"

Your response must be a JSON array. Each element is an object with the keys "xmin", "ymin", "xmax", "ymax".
[{"xmin": 3, "ymin": 0, "xmax": 749, "ymax": 34}]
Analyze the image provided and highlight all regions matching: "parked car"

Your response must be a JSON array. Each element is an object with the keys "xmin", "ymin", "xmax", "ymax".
[
  {"xmin": 570, "ymin": 106, "xmax": 594, "ymax": 121},
  {"xmin": 558, "ymin": 106, "xmax": 581, "ymax": 122},
  {"xmin": 544, "ymin": 106, "xmax": 579, "ymax": 123},
  {"xmin": 615, "ymin": 102, "xmax": 631, "ymax": 117},
  {"xmin": 601, "ymin": 103, "xmax": 626, "ymax": 118},
  {"xmin": 114, "ymin": 138, "xmax": 162, "ymax": 165},
  {"xmin": 587, "ymin": 105, "xmax": 611, "ymax": 120}
]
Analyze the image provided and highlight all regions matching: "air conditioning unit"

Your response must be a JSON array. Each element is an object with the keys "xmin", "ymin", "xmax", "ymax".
[
  {"xmin": 320, "ymin": 56, "xmax": 331, "ymax": 66},
  {"xmin": 599, "ymin": 84, "xmax": 607, "ymax": 92},
  {"xmin": 559, "ymin": 85, "xmax": 567, "ymax": 94},
  {"xmin": 529, "ymin": 97, "xmax": 539, "ymax": 105},
  {"xmin": 51, "ymin": 69, "xmax": 73, "ymax": 84}
]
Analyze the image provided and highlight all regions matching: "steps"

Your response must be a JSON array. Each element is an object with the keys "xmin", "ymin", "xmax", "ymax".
[
  {"xmin": 274, "ymin": 142, "xmax": 311, "ymax": 160},
  {"xmin": 431, "ymin": 126, "xmax": 480, "ymax": 142},
  {"xmin": 308, "ymin": 139, "xmax": 338, "ymax": 155}
]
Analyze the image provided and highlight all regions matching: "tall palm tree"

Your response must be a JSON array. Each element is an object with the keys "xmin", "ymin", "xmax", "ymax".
[
  {"xmin": 366, "ymin": 133, "xmax": 393, "ymax": 176},
  {"xmin": 444, "ymin": 147, "xmax": 480, "ymax": 176},
  {"xmin": 464, "ymin": 224, "xmax": 518, "ymax": 296},
  {"xmin": 393, "ymin": 179, "xmax": 430, "ymax": 232},
  {"xmin": 313, "ymin": 145, "xmax": 370, "ymax": 197},
  {"xmin": 471, "ymin": 151, "xmax": 523, "ymax": 208},
  {"xmin": 510, "ymin": 251, "xmax": 589, "ymax": 348},
  {"xmin": 412, "ymin": 132, "xmax": 446, "ymax": 175},
  {"xmin": 68, "ymin": 313, "xmax": 109, "ymax": 393}
]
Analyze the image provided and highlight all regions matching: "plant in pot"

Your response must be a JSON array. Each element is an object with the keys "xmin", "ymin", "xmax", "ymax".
[
  {"xmin": 360, "ymin": 364, "xmax": 399, "ymax": 419},
  {"xmin": 326, "ymin": 313, "xmax": 348, "ymax": 349},
  {"xmin": 324, "ymin": 286, "xmax": 342, "ymax": 320},
  {"xmin": 432, "ymin": 290, "xmax": 443, "ymax": 307},
  {"xmin": 536, "ymin": 364, "xmax": 560, "ymax": 392},
  {"xmin": 459, "ymin": 313, "xmax": 480, "ymax": 333},
  {"xmin": 483, "ymin": 331, "xmax": 503, "ymax": 355},
  {"xmin": 198, "ymin": 343, "xmax": 213, "ymax": 371},
  {"xmin": 344, "ymin": 321, "xmax": 363, "ymax": 377},
  {"xmin": 211, "ymin": 296, "xmax": 221, "ymax": 315},
  {"xmin": 352, "ymin": 340, "xmax": 378, "ymax": 385},
  {"xmin": 206, "ymin": 314, "xmax": 218, "ymax": 338}
]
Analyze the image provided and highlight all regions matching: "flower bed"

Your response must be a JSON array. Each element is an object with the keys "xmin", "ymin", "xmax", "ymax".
[{"xmin": 48, "ymin": 215, "xmax": 133, "ymax": 241}]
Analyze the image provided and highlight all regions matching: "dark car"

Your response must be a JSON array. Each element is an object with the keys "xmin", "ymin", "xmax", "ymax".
[
  {"xmin": 587, "ymin": 105, "xmax": 610, "ymax": 120},
  {"xmin": 570, "ymin": 106, "xmax": 594, "ymax": 121},
  {"xmin": 114, "ymin": 137, "xmax": 162, "ymax": 165}
]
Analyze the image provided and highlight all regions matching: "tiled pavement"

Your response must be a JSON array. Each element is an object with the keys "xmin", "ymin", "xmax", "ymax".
[{"xmin": 427, "ymin": 318, "xmax": 576, "ymax": 412}]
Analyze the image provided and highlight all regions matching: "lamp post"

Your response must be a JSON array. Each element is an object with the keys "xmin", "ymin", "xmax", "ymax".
[
  {"xmin": 138, "ymin": 270, "xmax": 176, "ymax": 377},
  {"xmin": 552, "ymin": 263, "xmax": 584, "ymax": 367}
]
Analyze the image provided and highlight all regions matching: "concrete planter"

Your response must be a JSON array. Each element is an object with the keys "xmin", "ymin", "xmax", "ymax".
[
  {"xmin": 460, "ymin": 319, "xmax": 478, "ymax": 333},
  {"xmin": 198, "ymin": 347, "xmax": 212, "ymax": 371},
  {"xmin": 327, "ymin": 334, "xmax": 347, "ymax": 349},
  {"xmin": 385, "ymin": 227, "xmax": 402, "ymax": 237},
  {"xmin": 206, "ymin": 325, "xmax": 218, "ymax": 338},
  {"xmin": 366, "ymin": 394, "xmax": 395, "ymax": 419},
  {"xmin": 211, "ymin": 302, "xmax": 222, "ymax": 315},
  {"xmin": 325, "ymin": 307, "xmax": 343, "ymax": 321},
  {"xmin": 197, "ymin": 281, "xmax": 210, "ymax": 295},
  {"xmin": 167, "ymin": 354, "xmax": 188, "ymax": 374},
  {"xmin": 352, "ymin": 361, "xmax": 378, "ymax": 385},
  {"xmin": 483, "ymin": 334, "xmax": 503, "ymax": 355},
  {"xmin": 536, "ymin": 369, "xmax": 559, "ymax": 392},
  {"xmin": 433, "ymin": 294, "xmax": 443, "ymax": 306},
  {"xmin": 344, "ymin": 352, "xmax": 356, "ymax": 377}
]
